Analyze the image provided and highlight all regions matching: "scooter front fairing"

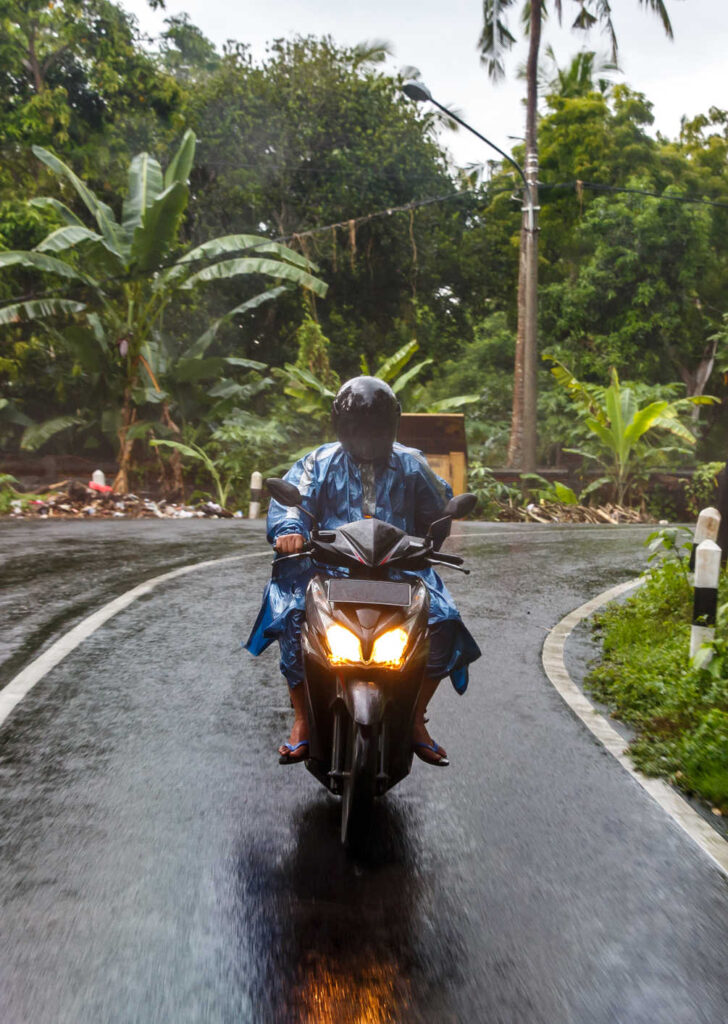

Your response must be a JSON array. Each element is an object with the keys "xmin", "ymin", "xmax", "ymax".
[{"xmin": 301, "ymin": 573, "xmax": 430, "ymax": 795}]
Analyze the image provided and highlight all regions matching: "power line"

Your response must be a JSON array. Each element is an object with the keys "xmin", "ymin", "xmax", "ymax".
[
  {"xmin": 3, "ymin": 176, "xmax": 728, "ymax": 310},
  {"xmin": 1, "ymin": 186, "xmax": 484, "ymax": 305},
  {"xmin": 541, "ymin": 180, "xmax": 728, "ymax": 211}
]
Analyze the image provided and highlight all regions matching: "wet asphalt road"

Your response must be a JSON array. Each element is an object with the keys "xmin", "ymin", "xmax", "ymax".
[{"xmin": 1, "ymin": 519, "xmax": 728, "ymax": 1024}]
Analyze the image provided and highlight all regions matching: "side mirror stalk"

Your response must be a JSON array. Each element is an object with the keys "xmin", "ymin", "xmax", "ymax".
[{"xmin": 266, "ymin": 476, "xmax": 319, "ymax": 533}]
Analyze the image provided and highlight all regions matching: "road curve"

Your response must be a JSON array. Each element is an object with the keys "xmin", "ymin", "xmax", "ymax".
[{"xmin": 1, "ymin": 520, "xmax": 727, "ymax": 1024}]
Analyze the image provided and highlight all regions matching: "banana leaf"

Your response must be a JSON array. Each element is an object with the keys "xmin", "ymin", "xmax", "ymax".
[
  {"xmin": 225, "ymin": 356, "xmax": 268, "ymax": 370},
  {"xmin": 177, "ymin": 234, "xmax": 315, "ymax": 271},
  {"xmin": 179, "ymin": 257, "xmax": 328, "ymax": 297},
  {"xmin": 0, "ymin": 250, "xmax": 91, "ymax": 282},
  {"xmin": 122, "ymin": 153, "xmax": 164, "ymax": 233},
  {"xmin": 125, "ymin": 420, "xmax": 176, "ymax": 441},
  {"xmin": 623, "ymin": 401, "xmax": 670, "ymax": 446},
  {"xmin": 0, "ymin": 298, "xmax": 86, "ymax": 325},
  {"xmin": 376, "ymin": 340, "xmax": 419, "ymax": 382},
  {"xmin": 552, "ymin": 481, "xmax": 579, "ymax": 505},
  {"xmin": 28, "ymin": 197, "xmax": 85, "ymax": 227},
  {"xmin": 164, "ymin": 129, "xmax": 196, "ymax": 188},
  {"xmin": 131, "ymin": 181, "xmax": 189, "ymax": 272},
  {"xmin": 281, "ymin": 364, "xmax": 337, "ymax": 397},
  {"xmin": 32, "ymin": 146, "xmax": 122, "ymax": 252},
  {"xmin": 20, "ymin": 415, "xmax": 82, "ymax": 451},
  {"xmin": 390, "ymin": 358, "xmax": 433, "ymax": 393},
  {"xmin": 426, "ymin": 393, "xmax": 481, "ymax": 411},
  {"xmin": 35, "ymin": 225, "xmax": 106, "ymax": 254}
]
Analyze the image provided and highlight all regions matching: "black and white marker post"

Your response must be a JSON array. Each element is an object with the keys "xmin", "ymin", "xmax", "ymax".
[
  {"xmin": 690, "ymin": 506, "xmax": 720, "ymax": 572},
  {"xmin": 690, "ymin": 539, "xmax": 722, "ymax": 663},
  {"xmin": 248, "ymin": 471, "xmax": 263, "ymax": 520}
]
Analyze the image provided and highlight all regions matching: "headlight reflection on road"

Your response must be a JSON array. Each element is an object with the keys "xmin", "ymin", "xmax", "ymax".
[{"xmin": 292, "ymin": 954, "xmax": 406, "ymax": 1024}]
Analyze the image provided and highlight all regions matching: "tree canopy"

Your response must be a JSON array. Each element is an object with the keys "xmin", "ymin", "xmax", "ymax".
[{"xmin": 1, "ymin": 0, "xmax": 727, "ymax": 500}]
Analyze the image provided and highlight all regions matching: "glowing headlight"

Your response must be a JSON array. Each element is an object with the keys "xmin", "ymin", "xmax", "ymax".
[
  {"xmin": 326, "ymin": 624, "xmax": 363, "ymax": 664},
  {"xmin": 370, "ymin": 627, "xmax": 409, "ymax": 667}
]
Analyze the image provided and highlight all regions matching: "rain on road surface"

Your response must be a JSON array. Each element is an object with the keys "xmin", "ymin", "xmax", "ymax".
[{"xmin": 1, "ymin": 519, "xmax": 728, "ymax": 1024}]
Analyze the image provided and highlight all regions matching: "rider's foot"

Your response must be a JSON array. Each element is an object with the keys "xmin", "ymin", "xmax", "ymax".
[
  {"xmin": 278, "ymin": 715, "xmax": 309, "ymax": 760},
  {"xmin": 412, "ymin": 721, "xmax": 449, "ymax": 766}
]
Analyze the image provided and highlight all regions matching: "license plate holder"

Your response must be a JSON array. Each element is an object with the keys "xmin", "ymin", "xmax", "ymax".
[{"xmin": 327, "ymin": 579, "xmax": 411, "ymax": 606}]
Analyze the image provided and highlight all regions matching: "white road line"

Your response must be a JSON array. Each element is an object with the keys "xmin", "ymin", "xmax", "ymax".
[
  {"xmin": 0, "ymin": 551, "xmax": 268, "ymax": 730},
  {"xmin": 542, "ymin": 579, "xmax": 728, "ymax": 877}
]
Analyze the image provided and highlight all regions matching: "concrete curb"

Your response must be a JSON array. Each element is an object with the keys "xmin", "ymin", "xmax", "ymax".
[{"xmin": 542, "ymin": 578, "xmax": 728, "ymax": 877}]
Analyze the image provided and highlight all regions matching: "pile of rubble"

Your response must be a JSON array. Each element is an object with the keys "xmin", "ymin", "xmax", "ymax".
[{"xmin": 7, "ymin": 478, "xmax": 241, "ymax": 520}]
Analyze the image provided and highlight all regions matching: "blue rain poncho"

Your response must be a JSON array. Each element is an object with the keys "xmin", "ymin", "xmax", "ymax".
[{"xmin": 245, "ymin": 441, "xmax": 481, "ymax": 692}]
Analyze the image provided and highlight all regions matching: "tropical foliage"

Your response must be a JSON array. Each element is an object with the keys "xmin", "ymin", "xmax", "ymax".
[
  {"xmin": 0, "ymin": 130, "xmax": 326, "ymax": 491},
  {"xmin": 1, "ymin": 0, "xmax": 728, "ymax": 507},
  {"xmin": 546, "ymin": 358, "xmax": 716, "ymax": 504},
  {"xmin": 588, "ymin": 541, "xmax": 728, "ymax": 813}
]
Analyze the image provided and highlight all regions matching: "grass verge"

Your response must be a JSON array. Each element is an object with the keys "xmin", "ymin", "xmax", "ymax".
[{"xmin": 588, "ymin": 533, "xmax": 728, "ymax": 815}]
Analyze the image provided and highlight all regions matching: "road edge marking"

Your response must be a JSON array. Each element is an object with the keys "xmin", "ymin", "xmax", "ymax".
[
  {"xmin": 0, "ymin": 551, "xmax": 268, "ymax": 730},
  {"xmin": 542, "ymin": 578, "xmax": 728, "ymax": 878}
]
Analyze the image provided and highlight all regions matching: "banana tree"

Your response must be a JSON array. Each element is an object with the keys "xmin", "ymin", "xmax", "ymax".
[
  {"xmin": 278, "ymin": 339, "xmax": 480, "ymax": 425},
  {"xmin": 547, "ymin": 357, "xmax": 716, "ymax": 505},
  {"xmin": 0, "ymin": 130, "xmax": 327, "ymax": 492}
]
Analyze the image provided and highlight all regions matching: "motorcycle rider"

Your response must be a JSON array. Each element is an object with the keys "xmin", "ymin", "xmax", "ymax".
[{"xmin": 245, "ymin": 376, "xmax": 481, "ymax": 766}]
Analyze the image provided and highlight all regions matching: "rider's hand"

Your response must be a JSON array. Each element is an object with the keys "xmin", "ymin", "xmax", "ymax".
[{"xmin": 275, "ymin": 533, "xmax": 305, "ymax": 554}]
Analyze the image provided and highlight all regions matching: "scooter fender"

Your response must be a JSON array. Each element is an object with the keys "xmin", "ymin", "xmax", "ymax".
[{"xmin": 343, "ymin": 679, "xmax": 386, "ymax": 726}]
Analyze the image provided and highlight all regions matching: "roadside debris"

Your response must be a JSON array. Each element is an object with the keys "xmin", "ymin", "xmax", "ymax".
[
  {"xmin": 6, "ymin": 480, "xmax": 238, "ymax": 520},
  {"xmin": 494, "ymin": 501, "xmax": 652, "ymax": 524}
]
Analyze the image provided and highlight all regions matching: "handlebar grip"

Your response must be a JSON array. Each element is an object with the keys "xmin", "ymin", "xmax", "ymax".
[
  {"xmin": 430, "ymin": 551, "xmax": 464, "ymax": 566},
  {"xmin": 272, "ymin": 543, "xmax": 313, "ymax": 563}
]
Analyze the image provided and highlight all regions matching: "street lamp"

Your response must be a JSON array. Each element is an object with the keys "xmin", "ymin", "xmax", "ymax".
[{"xmin": 401, "ymin": 80, "xmax": 539, "ymax": 471}]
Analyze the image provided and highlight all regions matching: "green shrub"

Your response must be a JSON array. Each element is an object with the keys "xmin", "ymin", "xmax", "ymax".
[
  {"xmin": 679, "ymin": 710, "xmax": 728, "ymax": 810},
  {"xmin": 685, "ymin": 461, "xmax": 723, "ymax": 519},
  {"xmin": 588, "ymin": 542, "xmax": 728, "ymax": 812}
]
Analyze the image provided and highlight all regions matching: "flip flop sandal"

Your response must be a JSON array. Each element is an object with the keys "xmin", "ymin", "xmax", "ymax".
[
  {"xmin": 414, "ymin": 740, "xmax": 450, "ymax": 767},
  {"xmin": 278, "ymin": 740, "xmax": 309, "ymax": 765}
]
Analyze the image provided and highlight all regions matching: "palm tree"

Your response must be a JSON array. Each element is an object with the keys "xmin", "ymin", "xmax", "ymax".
[
  {"xmin": 0, "ymin": 131, "xmax": 327, "ymax": 492},
  {"xmin": 478, "ymin": 0, "xmax": 673, "ymax": 470},
  {"xmin": 526, "ymin": 45, "xmax": 620, "ymax": 99}
]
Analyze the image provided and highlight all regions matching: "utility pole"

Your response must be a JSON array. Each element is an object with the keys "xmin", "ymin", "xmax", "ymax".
[
  {"xmin": 508, "ymin": 0, "xmax": 541, "ymax": 472},
  {"xmin": 521, "ymin": 148, "xmax": 539, "ymax": 472},
  {"xmin": 401, "ymin": 78, "xmax": 538, "ymax": 469}
]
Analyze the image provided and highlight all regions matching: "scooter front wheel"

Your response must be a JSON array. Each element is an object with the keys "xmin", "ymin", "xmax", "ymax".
[{"xmin": 341, "ymin": 722, "xmax": 378, "ymax": 848}]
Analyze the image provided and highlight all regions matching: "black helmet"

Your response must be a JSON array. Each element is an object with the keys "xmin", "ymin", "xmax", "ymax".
[{"xmin": 331, "ymin": 376, "xmax": 401, "ymax": 462}]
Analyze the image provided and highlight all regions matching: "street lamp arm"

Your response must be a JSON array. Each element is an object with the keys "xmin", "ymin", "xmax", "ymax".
[{"xmin": 426, "ymin": 97, "xmax": 530, "ymax": 199}]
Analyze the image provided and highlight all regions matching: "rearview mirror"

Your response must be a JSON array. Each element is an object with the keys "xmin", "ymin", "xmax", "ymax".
[
  {"xmin": 443, "ymin": 493, "xmax": 477, "ymax": 519},
  {"xmin": 266, "ymin": 477, "xmax": 303, "ymax": 507}
]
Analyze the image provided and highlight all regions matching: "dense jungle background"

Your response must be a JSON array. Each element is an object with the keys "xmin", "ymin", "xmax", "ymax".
[{"xmin": 2, "ymin": 0, "xmax": 728, "ymax": 513}]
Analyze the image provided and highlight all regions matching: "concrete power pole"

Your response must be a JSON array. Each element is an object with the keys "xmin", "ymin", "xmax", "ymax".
[
  {"xmin": 521, "ymin": 147, "xmax": 539, "ymax": 473},
  {"xmin": 508, "ymin": 0, "xmax": 541, "ymax": 474}
]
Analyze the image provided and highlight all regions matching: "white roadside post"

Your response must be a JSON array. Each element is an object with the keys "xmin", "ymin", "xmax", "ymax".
[
  {"xmin": 91, "ymin": 469, "xmax": 106, "ymax": 487},
  {"xmin": 690, "ymin": 506, "xmax": 721, "ymax": 572},
  {"xmin": 248, "ymin": 471, "xmax": 263, "ymax": 520},
  {"xmin": 690, "ymin": 539, "xmax": 721, "ymax": 663}
]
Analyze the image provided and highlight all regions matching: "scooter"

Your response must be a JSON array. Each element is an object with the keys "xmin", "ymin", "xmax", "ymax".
[{"xmin": 266, "ymin": 477, "xmax": 476, "ymax": 846}]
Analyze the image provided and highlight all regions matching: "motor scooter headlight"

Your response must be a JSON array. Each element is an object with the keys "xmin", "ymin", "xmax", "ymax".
[
  {"xmin": 326, "ymin": 624, "xmax": 363, "ymax": 665},
  {"xmin": 370, "ymin": 627, "xmax": 409, "ymax": 668}
]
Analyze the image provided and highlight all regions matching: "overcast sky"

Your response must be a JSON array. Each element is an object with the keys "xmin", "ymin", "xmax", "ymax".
[{"xmin": 122, "ymin": 0, "xmax": 726, "ymax": 170}]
